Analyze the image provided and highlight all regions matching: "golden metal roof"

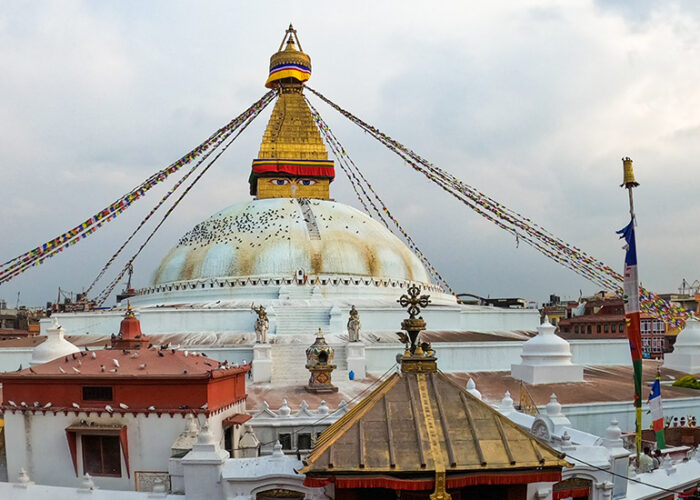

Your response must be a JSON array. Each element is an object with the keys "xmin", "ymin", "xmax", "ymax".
[
  {"xmin": 300, "ymin": 369, "xmax": 570, "ymax": 475},
  {"xmin": 256, "ymin": 89, "xmax": 328, "ymax": 161}
]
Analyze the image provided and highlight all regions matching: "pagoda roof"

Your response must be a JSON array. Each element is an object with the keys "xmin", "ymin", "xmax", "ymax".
[{"xmin": 300, "ymin": 368, "xmax": 570, "ymax": 479}]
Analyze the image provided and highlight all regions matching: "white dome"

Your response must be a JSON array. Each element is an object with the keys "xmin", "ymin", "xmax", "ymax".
[
  {"xmin": 519, "ymin": 318, "xmax": 573, "ymax": 366},
  {"xmin": 153, "ymin": 198, "xmax": 429, "ymax": 285},
  {"xmin": 31, "ymin": 318, "xmax": 80, "ymax": 366},
  {"xmin": 672, "ymin": 317, "xmax": 700, "ymax": 353}
]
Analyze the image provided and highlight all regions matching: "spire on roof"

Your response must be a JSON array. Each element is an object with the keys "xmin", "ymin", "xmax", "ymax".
[
  {"xmin": 111, "ymin": 303, "xmax": 149, "ymax": 350},
  {"xmin": 250, "ymin": 26, "xmax": 335, "ymax": 198}
]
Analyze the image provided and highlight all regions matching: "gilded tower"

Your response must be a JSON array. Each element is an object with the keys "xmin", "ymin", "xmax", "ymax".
[{"xmin": 249, "ymin": 25, "xmax": 335, "ymax": 200}]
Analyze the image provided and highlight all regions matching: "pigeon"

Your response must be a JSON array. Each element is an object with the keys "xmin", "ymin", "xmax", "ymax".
[
  {"xmin": 33, "ymin": 402, "xmax": 40, "ymax": 407},
  {"xmin": 59, "ymin": 367, "xmax": 66, "ymax": 374},
  {"xmin": 72, "ymin": 353, "xmax": 77, "ymax": 360},
  {"xmin": 179, "ymin": 405, "xmax": 189, "ymax": 410},
  {"xmin": 119, "ymin": 403, "xmax": 129, "ymax": 410},
  {"xmin": 16, "ymin": 363, "xmax": 22, "ymax": 371},
  {"xmin": 29, "ymin": 367, "xmax": 36, "ymax": 374},
  {"xmin": 72, "ymin": 367, "xmax": 81, "ymax": 374},
  {"xmin": 72, "ymin": 403, "xmax": 80, "ymax": 409},
  {"xmin": 100, "ymin": 365, "xmax": 105, "ymax": 372},
  {"xmin": 200, "ymin": 352, "xmax": 208, "ymax": 358},
  {"xmin": 91, "ymin": 352, "xmax": 97, "ymax": 359},
  {"xmin": 105, "ymin": 405, "xmax": 114, "ymax": 413},
  {"xmin": 138, "ymin": 363, "xmax": 147, "ymax": 370},
  {"xmin": 183, "ymin": 369, "xmax": 188, "ymax": 374},
  {"xmin": 85, "ymin": 346, "xmax": 89, "ymax": 351},
  {"xmin": 184, "ymin": 351, "xmax": 189, "ymax": 357},
  {"xmin": 64, "ymin": 356, "xmax": 68, "ymax": 363},
  {"xmin": 147, "ymin": 406, "xmax": 156, "ymax": 411},
  {"xmin": 109, "ymin": 368, "xmax": 118, "ymax": 373},
  {"xmin": 157, "ymin": 351, "xmax": 164, "ymax": 357},
  {"xmin": 113, "ymin": 359, "xmax": 120, "ymax": 368},
  {"xmin": 8, "ymin": 401, "xmax": 16, "ymax": 407},
  {"xmin": 20, "ymin": 402, "xmax": 28, "ymax": 407},
  {"xmin": 200, "ymin": 403, "xmax": 208, "ymax": 410},
  {"xmin": 43, "ymin": 402, "xmax": 52, "ymax": 408},
  {"xmin": 131, "ymin": 352, "xmax": 139, "ymax": 359},
  {"xmin": 204, "ymin": 361, "xmax": 212, "ymax": 367}
]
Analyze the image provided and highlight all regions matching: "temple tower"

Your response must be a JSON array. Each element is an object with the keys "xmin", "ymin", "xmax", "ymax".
[{"xmin": 250, "ymin": 25, "xmax": 335, "ymax": 199}]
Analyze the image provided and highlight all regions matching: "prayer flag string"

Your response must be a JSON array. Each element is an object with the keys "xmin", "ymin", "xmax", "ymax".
[
  {"xmin": 306, "ymin": 97, "xmax": 456, "ymax": 295},
  {"xmin": 93, "ymin": 95, "xmax": 273, "ymax": 305},
  {"xmin": 0, "ymin": 91, "xmax": 277, "ymax": 287},
  {"xmin": 305, "ymin": 87, "xmax": 691, "ymax": 327}
]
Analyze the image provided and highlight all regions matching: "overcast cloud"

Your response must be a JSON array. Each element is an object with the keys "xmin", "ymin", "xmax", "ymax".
[{"xmin": 1, "ymin": 0, "xmax": 699, "ymax": 307}]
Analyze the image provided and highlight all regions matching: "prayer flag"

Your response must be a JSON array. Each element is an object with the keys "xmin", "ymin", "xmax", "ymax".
[
  {"xmin": 617, "ymin": 218, "xmax": 643, "ymax": 457},
  {"xmin": 648, "ymin": 373, "xmax": 666, "ymax": 449}
]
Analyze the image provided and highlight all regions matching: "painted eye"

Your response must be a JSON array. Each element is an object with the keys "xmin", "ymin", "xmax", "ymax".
[
  {"xmin": 269, "ymin": 179, "xmax": 289, "ymax": 185},
  {"xmin": 299, "ymin": 179, "xmax": 317, "ymax": 186}
]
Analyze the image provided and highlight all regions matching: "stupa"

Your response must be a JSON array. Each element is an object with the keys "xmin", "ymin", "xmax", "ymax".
[{"xmin": 45, "ymin": 27, "xmax": 539, "ymax": 376}]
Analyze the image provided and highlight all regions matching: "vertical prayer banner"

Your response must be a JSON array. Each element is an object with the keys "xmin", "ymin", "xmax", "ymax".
[
  {"xmin": 617, "ymin": 219, "xmax": 643, "ymax": 458},
  {"xmin": 648, "ymin": 372, "xmax": 666, "ymax": 449}
]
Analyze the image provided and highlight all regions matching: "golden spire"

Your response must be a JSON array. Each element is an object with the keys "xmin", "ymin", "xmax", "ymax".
[
  {"xmin": 250, "ymin": 26, "xmax": 335, "ymax": 199},
  {"xmin": 265, "ymin": 24, "xmax": 311, "ymax": 89}
]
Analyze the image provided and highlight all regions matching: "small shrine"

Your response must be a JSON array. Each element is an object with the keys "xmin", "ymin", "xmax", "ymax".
[
  {"xmin": 110, "ymin": 302, "xmax": 150, "ymax": 350},
  {"xmin": 300, "ymin": 285, "xmax": 570, "ymax": 499},
  {"xmin": 305, "ymin": 329, "xmax": 338, "ymax": 393}
]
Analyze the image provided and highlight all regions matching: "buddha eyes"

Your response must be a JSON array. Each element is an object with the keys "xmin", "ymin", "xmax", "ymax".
[{"xmin": 268, "ymin": 178, "xmax": 316, "ymax": 186}]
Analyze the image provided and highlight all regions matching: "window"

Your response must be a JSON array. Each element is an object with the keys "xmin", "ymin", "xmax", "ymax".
[
  {"xmin": 82, "ymin": 387, "xmax": 113, "ymax": 401},
  {"xmin": 587, "ymin": 325, "xmax": 592, "ymax": 334},
  {"xmin": 597, "ymin": 325, "xmax": 602, "ymax": 334},
  {"xmin": 611, "ymin": 324, "xmax": 617, "ymax": 333},
  {"xmin": 574, "ymin": 326, "xmax": 579, "ymax": 334},
  {"xmin": 604, "ymin": 324, "xmax": 609, "ymax": 333},
  {"xmin": 82, "ymin": 435, "xmax": 121, "ymax": 476},
  {"xmin": 297, "ymin": 433, "xmax": 312, "ymax": 450},
  {"xmin": 278, "ymin": 433, "xmax": 292, "ymax": 450}
]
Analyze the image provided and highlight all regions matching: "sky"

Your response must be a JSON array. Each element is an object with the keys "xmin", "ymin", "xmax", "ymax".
[{"xmin": 1, "ymin": 0, "xmax": 699, "ymax": 308}]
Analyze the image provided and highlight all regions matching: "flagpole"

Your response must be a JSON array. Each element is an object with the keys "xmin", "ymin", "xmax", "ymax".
[{"xmin": 620, "ymin": 157, "xmax": 642, "ymax": 462}]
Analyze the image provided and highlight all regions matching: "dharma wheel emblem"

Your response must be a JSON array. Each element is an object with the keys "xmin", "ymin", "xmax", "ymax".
[{"xmin": 398, "ymin": 284, "xmax": 431, "ymax": 319}]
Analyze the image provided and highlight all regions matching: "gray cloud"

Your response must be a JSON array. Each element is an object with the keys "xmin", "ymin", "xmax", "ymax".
[{"xmin": 1, "ymin": 0, "xmax": 698, "ymax": 307}]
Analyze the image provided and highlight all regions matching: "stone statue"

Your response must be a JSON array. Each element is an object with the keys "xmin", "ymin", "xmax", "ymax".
[
  {"xmin": 251, "ymin": 304, "xmax": 269, "ymax": 344},
  {"xmin": 347, "ymin": 305, "xmax": 361, "ymax": 342}
]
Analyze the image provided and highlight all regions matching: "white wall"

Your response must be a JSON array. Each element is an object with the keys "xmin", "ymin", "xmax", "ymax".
[
  {"xmin": 3, "ymin": 405, "xmax": 242, "ymax": 491},
  {"xmin": 366, "ymin": 339, "xmax": 631, "ymax": 374}
]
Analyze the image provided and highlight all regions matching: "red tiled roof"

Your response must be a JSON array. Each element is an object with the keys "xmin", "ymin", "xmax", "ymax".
[
  {"xmin": 223, "ymin": 413, "xmax": 252, "ymax": 426},
  {"xmin": 3, "ymin": 347, "xmax": 250, "ymax": 380}
]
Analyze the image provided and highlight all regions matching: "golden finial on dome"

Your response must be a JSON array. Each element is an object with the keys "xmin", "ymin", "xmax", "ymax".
[{"xmin": 265, "ymin": 24, "xmax": 312, "ymax": 89}]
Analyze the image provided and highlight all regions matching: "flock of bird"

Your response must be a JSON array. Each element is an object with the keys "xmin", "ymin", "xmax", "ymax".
[{"xmin": 176, "ymin": 202, "xmax": 301, "ymax": 251}]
